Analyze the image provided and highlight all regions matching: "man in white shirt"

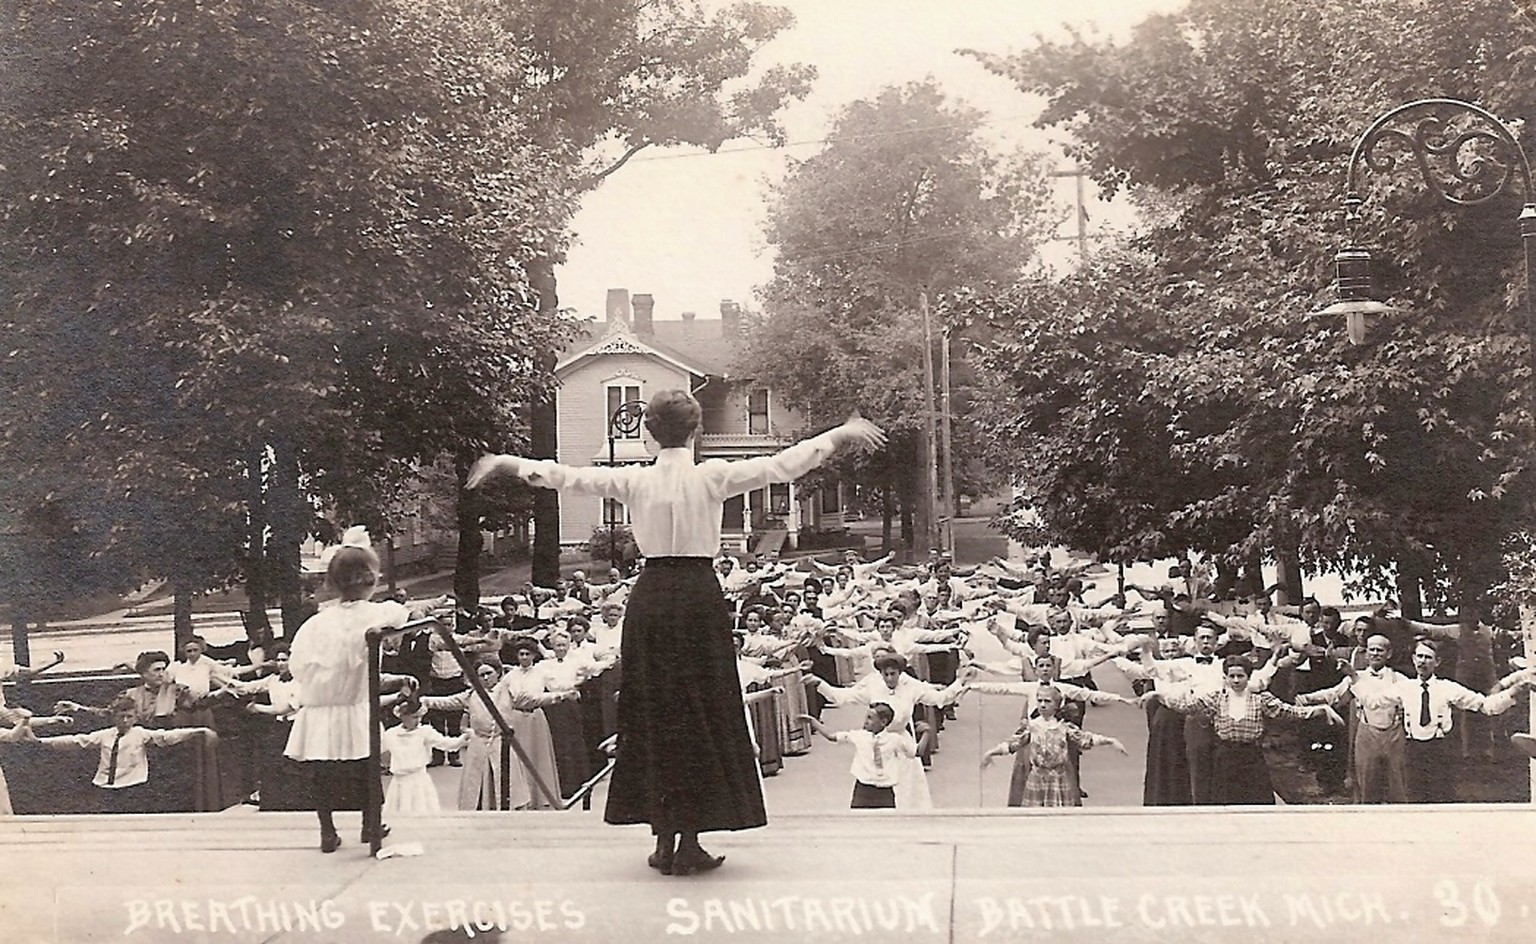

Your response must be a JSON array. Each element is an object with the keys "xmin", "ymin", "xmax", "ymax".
[
  {"xmin": 1295, "ymin": 634, "xmax": 1410, "ymax": 803},
  {"xmin": 715, "ymin": 556, "xmax": 743, "ymax": 592},
  {"xmin": 590, "ymin": 601, "xmax": 625, "ymax": 661},
  {"xmin": 1396, "ymin": 639, "xmax": 1527, "ymax": 803},
  {"xmin": 810, "ymin": 550, "xmax": 894, "ymax": 582},
  {"xmin": 30, "ymin": 696, "xmax": 213, "ymax": 813}
]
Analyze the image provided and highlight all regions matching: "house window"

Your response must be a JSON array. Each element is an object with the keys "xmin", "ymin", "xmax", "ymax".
[
  {"xmin": 748, "ymin": 388, "xmax": 770, "ymax": 435},
  {"xmin": 607, "ymin": 384, "xmax": 643, "ymax": 439},
  {"xmin": 721, "ymin": 495, "xmax": 745, "ymax": 531},
  {"xmin": 820, "ymin": 482, "xmax": 841, "ymax": 514},
  {"xmin": 602, "ymin": 498, "xmax": 632, "ymax": 526},
  {"xmin": 770, "ymin": 483, "xmax": 790, "ymax": 515}
]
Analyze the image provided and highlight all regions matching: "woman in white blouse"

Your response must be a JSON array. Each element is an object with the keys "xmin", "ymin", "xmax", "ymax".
[
  {"xmin": 498, "ymin": 637, "xmax": 576, "ymax": 807},
  {"xmin": 468, "ymin": 391, "xmax": 883, "ymax": 876}
]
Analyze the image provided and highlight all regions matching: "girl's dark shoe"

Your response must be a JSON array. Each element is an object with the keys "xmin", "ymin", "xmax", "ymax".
[
  {"xmin": 646, "ymin": 850, "xmax": 674, "ymax": 874},
  {"xmin": 361, "ymin": 823, "xmax": 390, "ymax": 844},
  {"xmin": 320, "ymin": 832, "xmax": 342, "ymax": 854}
]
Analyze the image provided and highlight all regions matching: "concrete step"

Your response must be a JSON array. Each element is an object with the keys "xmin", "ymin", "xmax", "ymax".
[{"xmin": 3, "ymin": 806, "xmax": 1535, "ymax": 944}]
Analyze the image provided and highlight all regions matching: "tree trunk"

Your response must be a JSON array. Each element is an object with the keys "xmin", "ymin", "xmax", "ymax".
[
  {"xmin": 384, "ymin": 537, "xmax": 397, "ymax": 594},
  {"xmin": 1396, "ymin": 557, "xmax": 1424, "ymax": 620},
  {"xmin": 271, "ymin": 441, "xmax": 305, "ymax": 635},
  {"xmin": 898, "ymin": 479, "xmax": 915, "ymax": 560},
  {"xmin": 455, "ymin": 453, "xmax": 484, "ymax": 608},
  {"xmin": 172, "ymin": 582, "xmax": 195, "ymax": 654},
  {"xmin": 1274, "ymin": 545, "xmax": 1303, "ymax": 606},
  {"xmin": 244, "ymin": 445, "xmax": 272, "ymax": 636},
  {"xmin": 1241, "ymin": 548, "xmax": 1265, "ymax": 599},
  {"xmin": 529, "ymin": 256, "xmax": 561, "ymax": 587},
  {"xmin": 880, "ymin": 481, "xmax": 893, "ymax": 555},
  {"xmin": 10, "ymin": 611, "xmax": 30, "ymax": 678}
]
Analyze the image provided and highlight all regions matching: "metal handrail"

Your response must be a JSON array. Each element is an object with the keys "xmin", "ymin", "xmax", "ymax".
[
  {"xmin": 364, "ymin": 618, "xmax": 563, "ymax": 855},
  {"xmin": 560, "ymin": 734, "xmax": 618, "ymax": 811}
]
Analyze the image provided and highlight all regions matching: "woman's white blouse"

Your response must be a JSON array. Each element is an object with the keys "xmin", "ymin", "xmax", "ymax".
[{"xmin": 515, "ymin": 433, "xmax": 840, "ymax": 558}]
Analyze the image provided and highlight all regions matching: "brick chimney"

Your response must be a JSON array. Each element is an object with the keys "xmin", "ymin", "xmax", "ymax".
[
  {"xmin": 720, "ymin": 299, "xmax": 741, "ymax": 338},
  {"xmin": 606, "ymin": 288, "xmax": 631, "ymax": 325},
  {"xmin": 632, "ymin": 293, "xmax": 655, "ymax": 335}
]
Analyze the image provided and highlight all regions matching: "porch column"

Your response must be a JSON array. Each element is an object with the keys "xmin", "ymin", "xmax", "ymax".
[{"xmin": 786, "ymin": 481, "xmax": 800, "ymax": 549}]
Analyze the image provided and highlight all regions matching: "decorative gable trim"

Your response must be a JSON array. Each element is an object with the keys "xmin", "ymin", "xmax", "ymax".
[{"xmin": 555, "ymin": 321, "xmax": 710, "ymax": 377}]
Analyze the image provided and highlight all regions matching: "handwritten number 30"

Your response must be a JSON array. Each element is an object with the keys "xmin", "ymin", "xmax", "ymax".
[{"xmin": 1433, "ymin": 879, "xmax": 1501, "ymax": 927}]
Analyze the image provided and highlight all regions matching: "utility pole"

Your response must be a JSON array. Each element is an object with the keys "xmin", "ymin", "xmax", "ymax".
[
  {"xmin": 919, "ymin": 292, "xmax": 941, "ymax": 557},
  {"xmin": 1048, "ymin": 165, "xmax": 1091, "ymax": 263},
  {"xmin": 939, "ymin": 322, "xmax": 955, "ymax": 557}
]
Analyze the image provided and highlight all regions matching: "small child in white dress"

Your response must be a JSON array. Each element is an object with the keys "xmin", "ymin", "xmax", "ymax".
[{"xmin": 382, "ymin": 698, "xmax": 467, "ymax": 816}]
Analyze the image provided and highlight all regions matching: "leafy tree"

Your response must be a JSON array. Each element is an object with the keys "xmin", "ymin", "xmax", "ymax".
[
  {"xmin": 0, "ymin": 1, "xmax": 575, "ymax": 635},
  {"xmin": 963, "ymin": 0, "xmax": 1536, "ymax": 611},
  {"xmin": 739, "ymin": 80, "xmax": 1051, "ymax": 555},
  {"xmin": 484, "ymin": 0, "xmax": 816, "ymax": 586}
]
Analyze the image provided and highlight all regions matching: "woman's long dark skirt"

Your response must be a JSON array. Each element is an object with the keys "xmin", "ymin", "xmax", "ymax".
[
  {"xmin": 1143, "ymin": 703, "xmax": 1192, "ymax": 806},
  {"xmin": 1213, "ymin": 739, "xmax": 1275, "ymax": 805},
  {"xmin": 604, "ymin": 557, "xmax": 767, "ymax": 835},
  {"xmin": 544, "ymin": 699, "xmax": 591, "ymax": 799}
]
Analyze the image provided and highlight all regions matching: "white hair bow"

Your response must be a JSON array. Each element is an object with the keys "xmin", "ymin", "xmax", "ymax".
[{"xmin": 319, "ymin": 525, "xmax": 373, "ymax": 567}]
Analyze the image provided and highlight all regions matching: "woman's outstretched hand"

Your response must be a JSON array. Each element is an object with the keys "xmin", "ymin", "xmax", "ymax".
[
  {"xmin": 836, "ymin": 414, "xmax": 887, "ymax": 452},
  {"xmin": 466, "ymin": 454, "xmax": 519, "ymax": 489}
]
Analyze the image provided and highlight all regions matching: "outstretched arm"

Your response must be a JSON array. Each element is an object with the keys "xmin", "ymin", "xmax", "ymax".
[
  {"xmin": 715, "ymin": 416, "xmax": 887, "ymax": 496},
  {"xmin": 466, "ymin": 454, "xmax": 637, "ymax": 500},
  {"xmin": 797, "ymin": 714, "xmax": 840, "ymax": 743}
]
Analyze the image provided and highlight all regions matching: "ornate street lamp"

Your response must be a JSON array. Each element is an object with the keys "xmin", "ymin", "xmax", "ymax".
[
  {"xmin": 1321, "ymin": 98, "xmax": 1536, "ymax": 347},
  {"xmin": 1323, "ymin": 98, "xmax": 1536, "ymax": 791},
  {"xmin": 605, "ymin": 399, "xmax": 647, "ymax": 571}
]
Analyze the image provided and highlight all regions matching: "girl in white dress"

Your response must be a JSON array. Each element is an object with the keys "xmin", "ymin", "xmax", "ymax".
[
  {"xmin": 381, "ymin": 697, "xmax": 467, "ymax": 816},
  {"xmin": 284, "ymin": 527, "xmax": 412, "ymax": 853}
]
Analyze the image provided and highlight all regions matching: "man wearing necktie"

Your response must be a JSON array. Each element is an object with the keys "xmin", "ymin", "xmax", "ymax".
[
  {"xmin": 1398, "ymin": 640, "xmax": 1528, "ymax": 803},
  {"xmin": 30, "ymin": 696, "xmax": 214, "ymax": 814}
]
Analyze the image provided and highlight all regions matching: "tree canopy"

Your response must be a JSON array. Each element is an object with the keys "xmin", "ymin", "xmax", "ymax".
[
  {"xmin": 962, "ymin": 0, "xmax": 1536, "ymax": 606},
  {"xmin": 0, "ymin": 0, "xmax": 577, "ymax": 619},
  {"xmin": 738, "ymin": 79, "xmax": 1052, "ymax": 551}
]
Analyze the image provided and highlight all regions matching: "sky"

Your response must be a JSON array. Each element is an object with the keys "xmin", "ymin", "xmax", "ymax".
[{"xmin": 555, "ymin": 0, "xmax": 1186, "ymax": 322}]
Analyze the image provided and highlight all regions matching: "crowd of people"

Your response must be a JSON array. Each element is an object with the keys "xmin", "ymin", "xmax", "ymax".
[
  {"xmin": 2, "ymin": 544, "xmax": 1532, "ymax": 823},
  {"xmin": 5, "ymin": 386, "xmax": 1530, "ymax": 882}
]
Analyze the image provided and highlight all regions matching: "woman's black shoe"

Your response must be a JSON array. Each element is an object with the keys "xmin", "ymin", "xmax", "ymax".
[
  {"xmin": 361, "ymin": 823, "xmax": 390, "ymax": 844},
  {"xmin": 669, "ymin": 851, "xmax": 725, "ymax": 876},
  {"xmin": 320, "ymin": 833, "xmax": 342, "ymax": 854}
]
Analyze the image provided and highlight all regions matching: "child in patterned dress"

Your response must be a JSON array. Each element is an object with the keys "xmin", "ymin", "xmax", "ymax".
[{"xmin": 981, "ymin": 685, "xmax": 1126, "ymax": 807}]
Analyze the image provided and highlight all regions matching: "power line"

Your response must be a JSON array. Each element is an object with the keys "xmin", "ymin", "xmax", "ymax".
[
  {"xmin": 627, "ymin": 111, "xmax": 1039, "ymax": 164},
  {"xmin": 774, "ymin": 225, "xmax": 995, "ymax": 267}
]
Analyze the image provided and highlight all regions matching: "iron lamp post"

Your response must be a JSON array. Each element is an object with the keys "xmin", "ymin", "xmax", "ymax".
[
  {"xmin": 605, "ymin": 399, "xmax": 647, "ymax": 571},
  {"xmin": 1324, "ymin": 98, "xmax": 1536, "ymax": 796}
]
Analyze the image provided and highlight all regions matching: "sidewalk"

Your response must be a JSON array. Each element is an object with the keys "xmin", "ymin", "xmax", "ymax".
[{"xmin": 2, "ymin": 805, "xmax": 1527, "ymax": 944}]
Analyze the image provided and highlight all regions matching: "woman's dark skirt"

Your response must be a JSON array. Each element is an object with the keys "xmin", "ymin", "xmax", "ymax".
[
  {"xmin": 1213, "ymin": 739, "xmax": 1275, "ymax": 805},
  {"xmin": 1143, "ymin": 704, "xmax": 1192, "ymax": 806},
  {"xmin": 603, "ymin": 557, "xmax": 767, "ymax": 834},
  {"xmin": 544, "ymin": 699, "xmax": 591, "ymax": 799}
]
